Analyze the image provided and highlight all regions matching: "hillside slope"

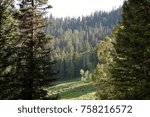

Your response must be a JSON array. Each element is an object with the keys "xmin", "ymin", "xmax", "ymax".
[{"xmin": 48, "ymin": 79, "xmax": 96, "ymax": 100}]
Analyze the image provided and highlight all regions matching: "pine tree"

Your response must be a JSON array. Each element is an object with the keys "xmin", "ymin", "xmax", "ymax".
[
  {"xmin": 111, "ymin": 0, "xmax": 150, "ymax": 99},
  {"xmin": 0, "ymin": 0, "xmax": 18, "ymax": 99},
  {"xmin": 93, "ymin": 36, "xmax": 115, "ymax": 99},
  {"xmin": 14, "ymin": 0, "xmax": 57, "ymax": 99}
]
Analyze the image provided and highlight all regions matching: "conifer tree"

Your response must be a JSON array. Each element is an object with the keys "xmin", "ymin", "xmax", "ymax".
[
  {"xmin": 14, "ymin": 0, "xmax": 57, "ymax": 99},
  {"xmin": 111, "ymin": 0, "xmax": 150, "ymax": 99},
  {"xmin": 0, "ymin": 0, "xmax": 18, "ymax": 99},
  {"xmin": 93, "ymin": 36, "xmax": 115, "ymax": 99}
]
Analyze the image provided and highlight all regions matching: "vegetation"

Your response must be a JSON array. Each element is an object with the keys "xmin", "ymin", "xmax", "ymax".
[
  {"xmin": 80, "ymin": 69, "xmax": 92, "ymax": 83},
  {"xmin": 1, "ymin": 0, "xmax": 149, "ymax": 100},
  {"xmin": 0, "ymin": 0, "xmax": 18, "ymax": 99},
  {"xmin": 111, "ymin": 0, "xmax": 150, "ymax": 99},
  {"xmin": 14, "ymin": 0, "xmax": 58, "ymax": 99},
  {"xmin": 93, "ymin": 36, "xmax": 115, "ymax": 99},
  {"xmin": 48, "ymin": 78, "xmax": 96, "ymax": 100},
  {"xmin": 0, "ymin": 0, "xmax": 57, "ymax": 100},
  {"xmin": 93, "ymin": 0, "xmax": 150, "ymax": 99},
  {"xmin": 46, "ymin": 8, "xmax": 122, "ymax": 80}
]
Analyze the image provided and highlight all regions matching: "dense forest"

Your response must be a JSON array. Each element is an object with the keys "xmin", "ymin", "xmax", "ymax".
[
  {"xmin": 0, "ymin": 0, "xmax": 57, "ymax": 99},
  {"xmin": 45, "ymin": 8, "xmax": 122, "ymax": 79},
  {"xmin": 0, "ymin": 0, "xmax": 149, "ymax": 100},
  {"xmin": 93, "ymin": 0, "xmax": 150, "ymax": 99}
]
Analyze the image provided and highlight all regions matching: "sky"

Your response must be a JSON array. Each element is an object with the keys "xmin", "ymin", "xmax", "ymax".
[{"xmin": 48, "ymin": 0, "xmax": 125, "ymax": 18}]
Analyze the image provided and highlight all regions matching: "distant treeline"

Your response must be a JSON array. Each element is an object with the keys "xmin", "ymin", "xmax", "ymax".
[{"xmin": 45, "ymin": 8, "xmax": 122, "ymax": 80}]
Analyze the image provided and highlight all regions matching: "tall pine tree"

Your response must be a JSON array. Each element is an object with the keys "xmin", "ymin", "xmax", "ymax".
[
  {"xmin": 14, "ymin": 0, "xmax": 57, "ymax": 99},
  {"xmin": 0, "ymin": 0, "xmax": 18, "ymax": 99},
  {"xmin": 111, "ymin": 0, "xmax": 150, "ymax": 99}
]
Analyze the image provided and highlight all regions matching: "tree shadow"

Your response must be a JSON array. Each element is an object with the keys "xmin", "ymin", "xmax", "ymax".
[{"xmin": 60, "ymin": 83, "xmax": 96, "ymax": 99}]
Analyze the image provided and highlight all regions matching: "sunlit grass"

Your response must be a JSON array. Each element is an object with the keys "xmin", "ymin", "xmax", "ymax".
[{"xmin": 48, "ymin": 78, "xmax": 96, "ymax": 100}]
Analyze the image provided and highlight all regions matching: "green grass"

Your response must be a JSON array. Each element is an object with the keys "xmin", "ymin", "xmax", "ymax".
[{"xmin": 48, "ymin": 78, "xmax": 96, "ymax": 100}]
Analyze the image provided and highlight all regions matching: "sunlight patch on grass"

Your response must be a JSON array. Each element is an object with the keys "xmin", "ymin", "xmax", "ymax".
[{"xmin": 48, "ymin": 78, "xmax": 96, "ymax": 100}]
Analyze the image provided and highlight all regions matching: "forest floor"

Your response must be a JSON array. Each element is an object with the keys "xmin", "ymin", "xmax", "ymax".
[{"xmin": 48, "ymin": 78, "xmax": 96, "ymax": 100}]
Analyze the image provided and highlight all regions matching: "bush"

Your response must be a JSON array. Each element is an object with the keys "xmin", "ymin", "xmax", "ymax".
[{"xmin": 80, "ymin": 69, "xmax": 92, "ymax": 83}]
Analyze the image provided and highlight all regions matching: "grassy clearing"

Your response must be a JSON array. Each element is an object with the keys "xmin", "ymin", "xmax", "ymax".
[{"xmin": 48, "ymin": 78, "xmax": 96, "ymax": 100}]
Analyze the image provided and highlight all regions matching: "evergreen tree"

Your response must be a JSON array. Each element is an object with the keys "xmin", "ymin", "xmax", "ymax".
[
  {"xmin": 93, "ymin": 36, "xmax": 115, "ymax": 99},
  {"xmin": 0, "ymin": 0, "xmax": 18, "ymax": 99},
  {"xmin": 47, "ymin": 8, "xmax": 122, "ymax": 79},
  {"xmin": 14, "ymin": 0, "xmax": 57, "ymax": 99},
  {"xmin": 111, "ymin": 0, "xmax": 150, "ymax": 99}
]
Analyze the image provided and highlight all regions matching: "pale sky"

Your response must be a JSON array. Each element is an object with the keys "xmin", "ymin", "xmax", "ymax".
[{"xmin": 48, "ymin": 0, "xmax": 125, "ymax": 18}]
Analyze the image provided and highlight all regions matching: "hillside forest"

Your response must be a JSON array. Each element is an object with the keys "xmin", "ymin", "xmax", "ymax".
[
  {"xmin": 0, "ymin": 0, "xmax": 149, "ymax": 100},
  {"xmin": 46, "ymin": 8, "xmax": 122, "ymax": 80}
]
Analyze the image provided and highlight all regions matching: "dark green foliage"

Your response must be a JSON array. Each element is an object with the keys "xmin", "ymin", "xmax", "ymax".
[
  {"xmin": 0, "ymin": 0, "xmax": 18, "ymax": 99},
  {"xmin": 111, "ymin": 0, "xmax": 150, "ymax": 99},
  {"xmin": 12, "ymin": 0, "xmax": 57, "ymax": 100}
]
